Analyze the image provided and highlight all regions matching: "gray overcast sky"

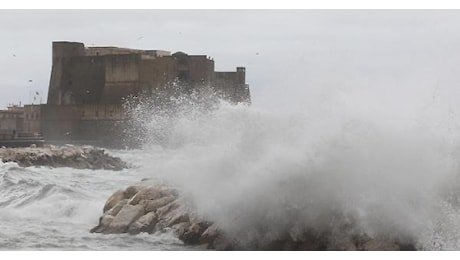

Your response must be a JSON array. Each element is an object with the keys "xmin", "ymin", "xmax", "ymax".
[{"xmin": 2, "ymin": 10, "xmax": 460, "ymax": 117}]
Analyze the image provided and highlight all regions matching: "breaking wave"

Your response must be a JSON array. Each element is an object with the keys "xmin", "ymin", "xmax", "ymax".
[
  {"xmin": 127, "ymin": 92, "xmax": 460, "ymax": 250},
  {"xmin": 3, "ymin": 84, "xmax": 460, "ymax": 249},
  {"xmin": 0, "ymin": 162, "xmax": 184, "ymax": 250}
]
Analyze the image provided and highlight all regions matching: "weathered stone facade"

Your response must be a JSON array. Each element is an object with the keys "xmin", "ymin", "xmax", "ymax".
[
  {"xmin": 0, "ymin": 106, "xmax": 24, "ymax": 140},
  {"xmin": 47, "ymin": 41, "xmax": 250, "ymax": 105},
  {"xmin": 1, "ymin": 41, "xmax": 250, "ymax": 147}
]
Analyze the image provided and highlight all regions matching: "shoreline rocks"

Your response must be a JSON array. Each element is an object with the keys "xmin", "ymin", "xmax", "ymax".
[
  {"xmin": 0, "ymin": 145, "xmax": 128, "ymax": 170},
  {"xmin": 91, "ymin": 179, "xmax": 417, "ymax": 250}
]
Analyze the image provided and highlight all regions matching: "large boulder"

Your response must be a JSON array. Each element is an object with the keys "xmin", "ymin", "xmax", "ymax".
[
  {"xmin": 172, "ymin": 222, "xmax": 191, "ymax": 239},
  {"xmin": 91, "ymin": 179, "xmax": 418, "ymax": 251},
  {"xmin": 91, "ymin": 181, "xmax": 210, "ymax": 242},
  {"xmin": 128, "ymin": 187, "xmax": 163, "ymax": 205},
  {"xmin": 106, "ymin": 199, "xmax": 129, "ymax": 216},
  {"xmin": 128, "ymin": 211, "xmax": 158, "ymax": 235},
  {"xmin": 140, "ymin": 195, "xmax": 176, "ymax": 213},
  {"xmin": 103, "ymin": 190, "xmax": 125, "ymax": 213},
  {"xmin": 90, "ymin": 215, "xmax": 115, "ymax": 233},
  {"xmin": 103, "ymin": 204, "xmax": 145, "ymax": 234}
]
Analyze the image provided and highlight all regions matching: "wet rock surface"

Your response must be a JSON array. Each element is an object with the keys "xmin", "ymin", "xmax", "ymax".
[
  {"xmin": 0, "ymin": 145, "xmax": 128, "ymax": 170},
  {"xmin": 91, "ymin": 179, "xmax": 417, "ymax": 251}
]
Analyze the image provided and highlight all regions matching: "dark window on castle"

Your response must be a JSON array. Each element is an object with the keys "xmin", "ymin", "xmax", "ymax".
[
  {"xmin": 68, "ymin": 80, "xmax": 72, "ymax": 86},
  {"xmin": 95, "ymin": 110, "xmax": 99, "ymax": 117},
  {"xmin": 81, "ymin": 111, "xmax": 85, "ymax": 117}
]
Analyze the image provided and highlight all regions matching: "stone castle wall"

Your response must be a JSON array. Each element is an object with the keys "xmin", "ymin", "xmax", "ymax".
[
  {"xmin": 47, "ymin": 41, "xmax": 250, "ymax": 105},
  {"xmin": 41, "ymin": 41, "xmax": 251, "ymax": 147}
]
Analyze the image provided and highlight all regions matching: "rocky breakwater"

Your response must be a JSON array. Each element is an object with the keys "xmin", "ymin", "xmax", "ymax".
[
  {"xmin": 90, "ymin": 179, "xmax": 212, "ymax": 245},
  {"xmin": 0, "ymin": 145, "xmax": 127, "ymax": 170},
  {"xmin": 91, "ymin": 179, "xmax": 417, "ymax": 250}
]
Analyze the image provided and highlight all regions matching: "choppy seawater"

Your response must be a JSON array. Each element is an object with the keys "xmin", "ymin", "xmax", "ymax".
[
  {"xmin": 3, "ymin": 103, "xmax": 460, "ymax": 250},
  {"xmin": 0, "ymin": 150, "xmax": 190, "ymax": 250}
]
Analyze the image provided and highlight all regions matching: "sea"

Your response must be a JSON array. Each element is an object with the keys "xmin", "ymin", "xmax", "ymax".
[
  {"xmin": 0, "ymin": 149, "xmax": 186, "ymax": 250},
  {"xmin": 2, "ymin": 101, "xmax": 460, "ymax": 250}
]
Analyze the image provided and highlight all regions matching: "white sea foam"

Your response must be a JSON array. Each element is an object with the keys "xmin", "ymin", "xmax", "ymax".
[
  {"xmin": 2, "ymin": 87, "xmax": 460, "ymax": 249},
  {"xmin": 0, "ymin": 161, "xmax": 184, "ymax": 250},
  {"xmin": 128, "ymin": 92, "xmax": 460, "ymax": 249}
]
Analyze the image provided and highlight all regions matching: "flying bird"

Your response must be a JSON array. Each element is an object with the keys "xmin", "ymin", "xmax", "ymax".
[{"xmin": 137, "ymin": 36, "xmax": 144, "ymax": 40}]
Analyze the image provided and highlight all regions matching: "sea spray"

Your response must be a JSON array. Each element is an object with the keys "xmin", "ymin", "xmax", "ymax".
[{"xmin": 125, "ymin": 90, "xmax": 460, "ymax": 249}]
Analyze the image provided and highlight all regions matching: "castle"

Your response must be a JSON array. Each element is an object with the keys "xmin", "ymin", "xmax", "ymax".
[
  {"xmin": 48, "ymin": 42, "xmax": 250, "ymax": 105},
  {"xmin": 0, "ymin": 42, "xmax": 251, "ymax": 147}
]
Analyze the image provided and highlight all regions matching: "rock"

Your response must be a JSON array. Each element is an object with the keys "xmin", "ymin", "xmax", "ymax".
[
  {"xmin": 92, "ymin": 180, "xmax": 419, "ymax": 251},
  {"xmin": 161, "ymin": 205, "xmax": 190, "ymax": 227},
  {"xmin": 140, "ymin": 195, "xmax": 176, "ymax": 213},
  {"xmin": 398, "ymin": 242, "xmax": 417, "ymax": 251},
  {"xmin": 128, "ymin": 211, "xmax": 158, "ymax": 234},
  {"xmin": 92, "ymin": 182, "xmax": 224, "ymax": 249},
  {"xmin": 172, "ymin": 222, "xmax": 191, "ymax": 239},
  {"xmin": 332, "ymin": 241, "xmax": 358, "ymax": 251},
  {"xmin": 0, "ymin": 145, "xmax": 127, "ymax": 170},
  {"xmin": 103, "ymin": 190, "xmax": 125, "ymax": 213},
  {"xmin": 105, "ymin": 204, "xmax": 145, "ymax": 234},
  {"xmin": 181, "ymin": 222, "xmax": 207, "ymax": 244},
  {"xmin": 159, "ymin": 186, "xmax": 179, "ymax": 198},
  {"xmin": 200, "ymin": 223, "xmax": 221, "ymax": 244},
  {"xmin": 361, "ymin": 239, "xmax": 401, "ymax": 251},
  {"xmin": 128, "ymin": 186, "xmax": 163, "ymax": 205},
  {"xmin": 156, "ymin": 198, "xmax": 184, "ymax": 219},
  {"xmin": 100, "ymin": 215, "xmax": 115, "ymax": 226},
  {"xmin": 90, "ymin": 215, "xmax": 114, "ymax": 233},
  {"xmin": 106, "ymin": 199, "xmax": 128, "ymax": 216},
  {"xmin": 264, "ymin": 239, "xmax": 291, "ymax": 251},
  {"xmin": 282, "ymin": 239, "xmax": 299, "ymax": 251},
  {"xmin": 124, "ymin": 185, "xmax": 141, "ymax": 199},
  {"xmin": 211, "ymin": 235, "xmax": 235, "ymax": 250}
]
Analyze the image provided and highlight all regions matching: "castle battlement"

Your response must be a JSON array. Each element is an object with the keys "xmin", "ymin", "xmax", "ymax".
[
  {"xmin": 48, "ymin": 41, "xmax": 250, "ymax": 105},
  {"xmin": 0, "ymin": 41, "xmax": 251, "ymax": 147}
]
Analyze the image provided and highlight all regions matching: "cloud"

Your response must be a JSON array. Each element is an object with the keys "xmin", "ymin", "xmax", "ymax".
[{"xmin": 2, "ymin": 10, "xmax": 460, "ymax": 112}]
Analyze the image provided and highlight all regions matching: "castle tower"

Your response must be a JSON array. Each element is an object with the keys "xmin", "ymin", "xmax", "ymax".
[{"xmin": 47, "ymin": 42, "xmax": 85, "ymax": 105}]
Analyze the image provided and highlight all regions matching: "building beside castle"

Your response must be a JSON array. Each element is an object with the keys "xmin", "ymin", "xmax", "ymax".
[{"xmin": 0, "ymin": 41, "xmax": 251, "ymax": 147}]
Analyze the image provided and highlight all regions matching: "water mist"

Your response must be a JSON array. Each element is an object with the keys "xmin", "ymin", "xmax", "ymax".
[{"xmin": 125, "ymin": 84, "xmax": 460, "ymax": 250}]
